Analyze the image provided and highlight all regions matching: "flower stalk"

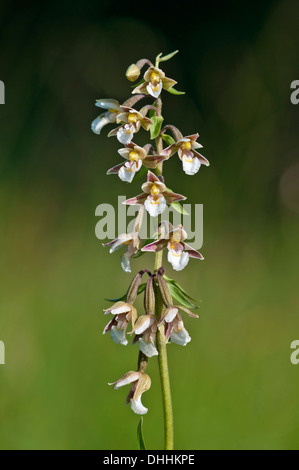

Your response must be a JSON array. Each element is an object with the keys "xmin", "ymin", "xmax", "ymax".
[{"xmin": 92, "ymin": 51, "xmax": 209, "ymax": 449}]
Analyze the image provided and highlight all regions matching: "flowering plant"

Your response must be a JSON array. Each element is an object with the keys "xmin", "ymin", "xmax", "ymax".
[{"xmin": 92, "ymin": 51, "xmax": 209, "ymax": 449}]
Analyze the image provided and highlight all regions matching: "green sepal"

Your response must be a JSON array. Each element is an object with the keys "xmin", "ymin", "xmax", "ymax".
[
  {"xmin": 161, "ymin": 134, "xmax": 176, "ymax": 146},
  {"xmin": 167, "ymin": 87, "xmax": 185, "ymax": 95},
  {"xmin": 171, "ymin": 201, "xmax": 189, "ymax": 216},
  {"xmin": 149, "ymin": 115, "xmax": 164, "ymax": 140},
  {"xmin": 164, "ymin": 276, "xmax": 198, "ymax": 309}
]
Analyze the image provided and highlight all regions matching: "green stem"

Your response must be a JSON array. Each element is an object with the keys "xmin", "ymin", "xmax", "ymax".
[{"xmin": 154, "ymin": 132, "xmax": 174, "ymax": 450}]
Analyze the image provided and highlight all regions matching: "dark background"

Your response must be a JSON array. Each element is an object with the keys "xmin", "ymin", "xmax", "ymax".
[{"xmin": 0, "ymin": 0, "xmax": 298, "ymax": 449}]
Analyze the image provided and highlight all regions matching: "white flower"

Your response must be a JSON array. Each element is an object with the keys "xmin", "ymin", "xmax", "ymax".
[
  {"xmin": 109, "ymin": 371, "xmax": 151, "ymax": 415},
  {"xmin": 91, "ymin": 99, "xmax": 121, "ymax": 135}
]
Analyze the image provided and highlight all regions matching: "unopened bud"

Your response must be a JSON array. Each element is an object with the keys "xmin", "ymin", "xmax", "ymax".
[
  {"xmin": 157, "ymin": 274, "xmax": 172, "ymax": 307},
  {"xmin": 144, "ymin": 276, "xmax": 155, "ymax": 314},
  {"xmin": 126, "ymin": 64, "xmax": 141, "ymax": 82},
  {"xmin": 126, "ymin": 271, "xmax": 143, "ymax": 304}
]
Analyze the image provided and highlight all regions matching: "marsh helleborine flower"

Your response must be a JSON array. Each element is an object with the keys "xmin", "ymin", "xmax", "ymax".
[
  {"xmin": 132, "ymin": 66, "xmax": 177, "ymax": 98},
  {"xmin": 91, "ymin": 99, "xmax": 122, "ymax": 134},
  {"xmin": 108, "ymin": 106, "xmax": 152, "ymax": 145},
  {"xmin": 162, "ymin": 133, "xmax": 210, "ymax": 175},
  {"xmin": 143, "ymin": 224, "xmax": 204, "ymax": 271},
  {"xmin": 109, "ymin": 371, "xmax": 151, "ymax": 415},
  {"xmin": 124, "ymin": 171, "xmax": 186, "ymax": 217},
  {"xmin": 107, "ymin": 143, "xmax": 167, "ymax": 183}
]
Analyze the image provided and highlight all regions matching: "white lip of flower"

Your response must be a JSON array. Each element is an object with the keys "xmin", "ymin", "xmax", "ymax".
[
  {"xmin": 144, "ymin": 183, "xmax": 167, "ymax": 217},
  {"xmin": 109, "ymin": 371, "xmax": 151, "ymax": 415},
  {"xmin": 130, "ymin": 314, "xmax": 158, "ymax": 357},
  {"xmin": 117, "ymin": 124, "xmax": 135, "ymax": 145},
  {"xmin": 103, "ymin": 301, "xmax": 137, "ymax": 346},
  {"xmin": 91, "ymin": 99, "xmax": 121, "ymax": 135},
  {"xmin": 167, "ymin": 242, "xmax": 190, "ymax": 271},
  {"xmin": 118, "ymin": 160, "xmax": 142, "ymax": 183}
]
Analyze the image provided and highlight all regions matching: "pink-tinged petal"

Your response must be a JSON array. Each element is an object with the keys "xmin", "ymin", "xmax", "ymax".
[
  {"xmin": 132, "ymin": 82, "xmax": 148, "ymax": 95},
  {"xmin": 109, "ymin": 371, "xmax": 140, "ymax": 389},
  {"xmin": 147, "ymin": 170, "xmax": 160, "ymax": 183},
  {"xmin": 141, "ymin": 117, "xmax": 152, "ymax": 131},
  {"xmin": 163, "ymin": 191, "xmax": 186, "ymax": 204},
  {"xmin": 161, "ymin": 143, "xmax": 179, "ymax": 157},
  {"xmin": 162, "ymin": 77, "xmax": 177, "ymax": 90},
  {"xmin": 103, "ymin": 318, "xmax": 117, "ymax": 334},
  {"xmin": 144, "ymin": 194, "xmax": 167, "ymax": 217},
  {"xmin": 142, "ymin": 239, "xmax": 168, "ymax": 252},
  {"xmin": 108, "ymin": 126, "xmax": 122, "ymax": 137},
  {"xmin": 142, "ymin": 154, "xmax": 168, "ymax": 169},
  {"xmin": 184, "ymin": 133, "xmax": 199, "ymax": 142},
  {"xmin": 107, "ymin": 162, "xmax": 124, "ymax": 174},
  {"xmin": 183, "ymin": 242, "xmax": 204, "ymax": 259},
  {"xmin": 192, "ymin": 150, "xmax": 210, "ymax": 166},
  {"xmin": 123, "ymin": 193, "xmax": 148, "ymax": 206},
  {"xmin": 192, "ymin": 142, "xmax": 203, "ymax": 150}
]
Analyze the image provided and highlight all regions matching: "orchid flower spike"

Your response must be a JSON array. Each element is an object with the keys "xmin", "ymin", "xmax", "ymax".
[
  {"xmin": 142, "ymin": 224, "xmax": 204, "ymax": 271},
  {"xmin": 103, "ymin": 301, "xmax": 137, "ymax": 345},
  {"xmin": 91, "ymin": 99, "xmax": 122, "ymax": 134},
  {"xmin": 109, "ymin": 371, "xmax": 151, "ymax": 415},
  {"xmin": 108, "ymin": 106, "xmax": 152, "ymax": 145},
  {"xmin": 107, "ymin": 142, "xmax": 167, "ymax": 183},
  {"xmin": 162, "ymin": 133, "xmax": 210, "ymax": 175},
  {"xmin": 132, "ymin": 66, "xmax": 177, "ymax": 98},
  {"xmin": 103, "ymin": 207, "xmax": 144, "ymax": 272},
  {"xmin": 123, "ymin": 171, "xmax": 186, "ymax": 217}
]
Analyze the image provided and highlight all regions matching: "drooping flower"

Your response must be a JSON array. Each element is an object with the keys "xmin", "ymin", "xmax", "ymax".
[
  {"xmin": 103, "ymin": 301, "xmax": 137, "ymax": 346},
  {"xmin": 123, "ymin": 171, "xmax": 186, "ymax": 217},
  {"xmin": 107, "ymin": 143, "xmax": 167, "ymax": 183},
  {"xmin": 162, "ymin": 133, "xmax": 210, "ymax": 175},
  {"xmin": 130, "ymin": 314, "xmax": 158, "ymax": 357},
  {"xmin": 132, "ymin": 66, "xmax": 177, "ymax": 98},
  {"xmin": 109, "ymin": 370, "xmax": 151, "ymax": 415},
  {"xmin": 142, "ymin": 224, "xmax": 204, "ymax": 271},
  {"xmin": 108, "ymin": 106, "xmax": 152, "ymax": 145},
  {"xmin": 91, "ymin": 99, "xmax": 122, "ymax": 134},
  {"xmin": 103, "ymin": 207, "xmax": 144, "ymax": 272},
  {"xmin": 159, "ymin": 305, "xmax": 198, "ymax": 346}
]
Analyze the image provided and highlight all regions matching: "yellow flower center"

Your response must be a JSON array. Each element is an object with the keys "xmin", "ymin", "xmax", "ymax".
[
  {"xmin": 109, "ymin": 108, "xmax": 118, "ymax": 113},
  {"xmin": 151, "ymin": 184, "xmax": 160, "ymax": 196},
  {"xmin": 169, "ymin": 242, "xmax": 176, "ymax": 250},
  {"xmin": 129, "ymin": 151, "xmax": 139, "ymax": 162},
  {"xmin": 151, "ymin": 72, "xmax": 160, "ymax": 83},
  {"xmin": 128, "ymin": 113, "xmax": 138, "ymax": 123},
  {"xmin": 182, "ymin": 141, "xmax": 192, "ymax": 150}
]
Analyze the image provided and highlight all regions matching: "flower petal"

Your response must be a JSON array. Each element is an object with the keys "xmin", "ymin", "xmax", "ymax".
[
  {"xmin": 138, "ymin": 337, "xmax": 158, "ymax": 357},
  {"xmin": 117, "ymin": 125, "xmax": 134, "ymax": 145},
  {"xmin": 146, "ymin": 81, "xmax": 162, "ymax": 98},
  {"xmin": 118, "ymin": 163, "xmax": 136, "ymax": 183},
  {"xmin": 182, "ymin": 155, "xmax": 201, "ymax": 175},
  {"xmin": 168, "ymin": 248, "xmax": 189, "ymax": 271},
  {"xmin": 110, "ymin": 325, "xmax": 128, "ymax": 345},
  {"xmin": 91, "ymin": 113, "xmax": 111, "ymax": 134},
  {"xmin": 130, "ymin": 396, "xmax": 148, "ymax": 415},
  {"xmin": 109, "ymin": 371, "xmax": 140, "ymax": 389},
  {"xmin": 170, "ymin": 327, "xmax": 191, "ymax": 346},
  {"xmin": 95, "ymin": 99, "xmax": 121, "ymax": 111},
  {"xmin": 145, "ymin": 194, "xmax": 167, "ymax": 217}
]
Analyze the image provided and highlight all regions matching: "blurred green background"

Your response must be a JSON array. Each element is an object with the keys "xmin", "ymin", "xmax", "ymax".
[{"xmin": 0, "ymin": 0, "xmax": 299, "ymax": 450}]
